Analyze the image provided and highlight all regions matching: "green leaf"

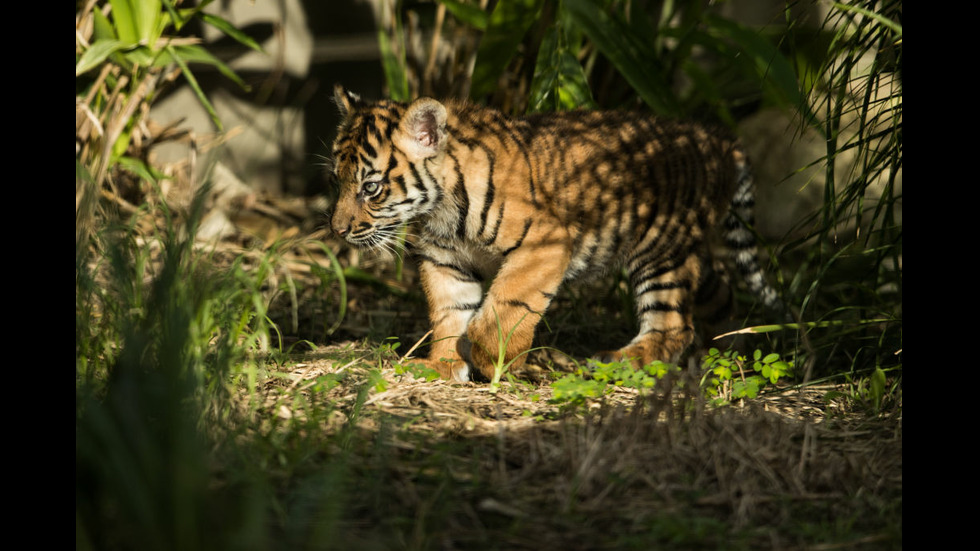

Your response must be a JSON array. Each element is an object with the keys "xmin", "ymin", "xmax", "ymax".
[
  {"xmin": 161, "ymin": 0, "xmax": 185, "ymax": 31},
  {"xmin": 378, "ymin": 25, "xmax": 409, "ymax": 101},
  {"xmin": 470, "ymin": 0, "xmax": 545, "ymax": 101},
  {"xmin": 121, "ymin": 44, "xmax": 159, "ymax": 67},
  {"xmin": 563, "ymin": 0, "xmax": 680, "ymax": 114},
  {"xmin": 644, "ymin": 361, "xmax": 676, "ymax": 379},
  {"xmin": 870, "ymin": 367, "xmax": 886, "ymax": 409},
  {"xmin": 760, "ymin": 362, "xmax": 772, "ymax": 379},
  {"xmin": 116, "ymin": 156, "xmax": 165, "ymax": 183},
  {"xmin": 528, "ymin": 24, "xmax": 595, "ymax": 112},
  {"xmin": 680, "ymin": 58, "xmax": 734, "ymax": 125},
  {"xmin": 133, "ymin": 0, "xmax": 164, "ymax": 46},
  {"xmin": 171, "ymin": 44, "xmax": 250, "ymax": 91},
  {"xmin": 551, "ymin": 376, "xmax": 606, "ymax": 402},
  {"xmin": 92, "ymin": 8, "xmax": 118, "ymax": 42},
  {"xmin": 437, "ymin": 0, "xmax": 489, "ymax": 31},
  {"xmin": 167, "ymin": 44, "xmax": 223, "ymax": 131},
  {"xmin": 112, "ymin": 127, "xmax": 133, "ymax": 159},
  {"xmin": 368, "ymin": 368, "xmax": 388, "ymax": 393},
  {"xmin": 200, "ymin": 13, "xmax": 266, "ymax": 53},
  {"xmin": 76, "ymin": 39, "xmax": 128, "ymax": 76},
  {"xmin": 109, "ymin": 0, "xmax": 164, "ymax": 46},
  {"xmin": 108, "ymin": 0, "xmax": 139, "ymax": 44},
  {"xmin": 701, "ymin": 14, "xmax": 818, "ymax": 127},
  {"xmin": 833, "ymin": 2, "xmax": 903, "ymax": 38},
  {"xmin": 732, "ymin": 377, "xmax": 762, "ymax": 399}
]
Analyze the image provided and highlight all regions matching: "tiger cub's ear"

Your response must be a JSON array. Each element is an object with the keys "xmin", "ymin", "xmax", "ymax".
[
  {"xmin": 395, "ymin": 97, "xmax": 448, "ymax": 161},
  {"xmin": 333, "ymin": 84, "xmax": 361, "ymax": 116}
]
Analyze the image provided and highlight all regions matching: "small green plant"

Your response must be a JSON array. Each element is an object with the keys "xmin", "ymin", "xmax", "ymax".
[
  {"xmin": 489, "ymin": 310, "xmax": 526, "ymax": 391},
  {"xmin": 550, "ymin": 358, "xmax": 680, "ymax": 406},
  {"xmin": 394, "ymin": 361, "xmax": 442, "ymax": 382},
  {"xmin": 823, "ymin": 366, "xmax": 900, "ymax": 415},
  {"xmin": 381, "ymin": 337, "xmax": 443, "ymax": 382},
  {"xmin": 700, "ymin": 347, "xmax": 793, "ymax": 405}
]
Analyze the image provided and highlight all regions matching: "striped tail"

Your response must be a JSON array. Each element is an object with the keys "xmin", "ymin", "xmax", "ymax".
[{"xmin": 723, "ymin": 157, "xmax": 782, "ymax": 311}]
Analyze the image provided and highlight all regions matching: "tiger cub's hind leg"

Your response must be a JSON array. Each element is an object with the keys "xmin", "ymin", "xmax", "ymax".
[{"xmin": 597, "ymin": 254, "xmax": 703, "ymax": 368}]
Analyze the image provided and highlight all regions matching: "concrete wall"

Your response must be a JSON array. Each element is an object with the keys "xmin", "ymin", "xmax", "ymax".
[{"xmin": 150, "ymin": 0, "xmax": 384, "ymax": 197}]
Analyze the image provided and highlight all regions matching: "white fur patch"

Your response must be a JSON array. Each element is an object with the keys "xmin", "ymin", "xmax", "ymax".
[{"xmin": 452, "ymin": 362, "xmax": 472, "ymax": 382}]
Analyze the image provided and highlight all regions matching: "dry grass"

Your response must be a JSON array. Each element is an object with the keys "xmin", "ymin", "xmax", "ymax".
[{"xmin": 255, "ymin": 339, "xmax": 901, "ymax": 550}]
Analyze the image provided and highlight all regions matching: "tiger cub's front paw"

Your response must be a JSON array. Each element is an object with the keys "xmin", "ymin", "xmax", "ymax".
[
  {"xmin": 455, "ymin": 337, "xmax": 490, "ymax": 383},
  {"xmin": 408, "ymin": 356, "xmax": 471, "ymax": 382}
]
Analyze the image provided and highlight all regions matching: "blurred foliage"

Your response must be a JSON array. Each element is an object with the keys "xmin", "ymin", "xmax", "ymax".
[
  {"xmin": 380, "ymin": 0, "xmax": 818, "ymax": 121},
  {"xmin": 75, "ymin": 183, "xmax": 273, "ymax": 550}
]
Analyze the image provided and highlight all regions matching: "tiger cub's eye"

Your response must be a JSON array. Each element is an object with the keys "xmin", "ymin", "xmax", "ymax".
[{"xmin": 362, "ymin": 181, "xmax": 381, "ymax": 196}]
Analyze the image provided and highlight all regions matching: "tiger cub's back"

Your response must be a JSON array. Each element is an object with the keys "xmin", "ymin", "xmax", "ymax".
[{"xmin": 512, "ymin": 110, "xmax": 746, "ymax": 283}]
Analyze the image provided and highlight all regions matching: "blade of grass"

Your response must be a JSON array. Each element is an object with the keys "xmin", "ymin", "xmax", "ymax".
[{"xmin": 166, "ymin": 44, "xmax": 223, "ymax": 131}]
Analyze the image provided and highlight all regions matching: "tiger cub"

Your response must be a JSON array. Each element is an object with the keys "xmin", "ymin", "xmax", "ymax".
[{"xmin": 328, "ymin": 85, "xmax": 779, "ymax": 382}]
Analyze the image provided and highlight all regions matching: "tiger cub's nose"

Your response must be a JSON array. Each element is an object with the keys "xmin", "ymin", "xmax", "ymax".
[{"xmin": 331, "ymin": 214, "xmax": 352, "ymax": 238}]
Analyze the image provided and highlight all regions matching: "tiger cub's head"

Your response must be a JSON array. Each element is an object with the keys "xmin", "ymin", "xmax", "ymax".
[{"xmin": 328, "ymin": 85, "xmax": 450, "ymax": 249}]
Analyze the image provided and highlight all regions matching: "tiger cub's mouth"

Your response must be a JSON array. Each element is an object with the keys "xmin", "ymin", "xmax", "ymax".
[{"xmin": 342, "ymin": 222, "xmax": 405, "ymax": 252}]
